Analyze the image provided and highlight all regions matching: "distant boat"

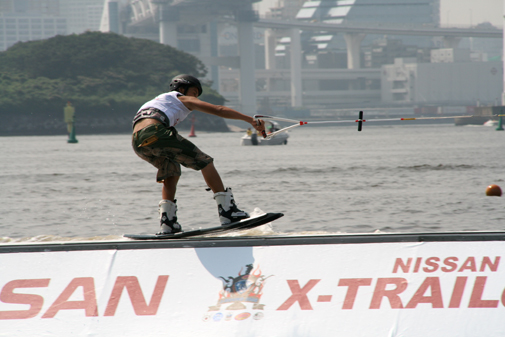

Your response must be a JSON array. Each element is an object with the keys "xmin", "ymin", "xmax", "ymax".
[
  {"xmin": 241, "ymin": 121, "xmax": 289, "ymax": 146},
  {"xmin": 455, "ymin": 106, "xmax": 500, "ymax": 126},
  {"xmin": 483, "ymin": 119, "xmax": 498, "ymax": 127}
]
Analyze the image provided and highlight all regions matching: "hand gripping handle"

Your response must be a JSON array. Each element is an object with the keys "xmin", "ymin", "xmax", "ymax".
[{"xmin": 255, "ymin": 118, "xmax": 267, "ymax": 138}]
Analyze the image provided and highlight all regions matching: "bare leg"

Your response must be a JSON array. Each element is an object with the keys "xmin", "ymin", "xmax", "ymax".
[
  {"xmin": 201, "ymin": 162, "xmax": 225, "ymax": 193},
  {"xmin": 162, "ymin": 176, "xmax": 180, "ymax": 201}
]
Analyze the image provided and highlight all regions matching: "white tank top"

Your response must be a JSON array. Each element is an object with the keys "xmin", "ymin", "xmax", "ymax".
[{"xmin": 137, "ymin": 91, "xmax": 192, "ymax": 127}]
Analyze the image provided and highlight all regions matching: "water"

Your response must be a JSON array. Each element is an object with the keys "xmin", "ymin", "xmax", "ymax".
[{"xmin": 0, "ymin": 124, "xmax": 503, "ymax": 242}]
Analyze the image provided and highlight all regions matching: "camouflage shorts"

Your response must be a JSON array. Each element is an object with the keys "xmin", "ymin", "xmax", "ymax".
[{"xmin": 132, "ymin": 123, "xmax": 213, "ymax": 182}]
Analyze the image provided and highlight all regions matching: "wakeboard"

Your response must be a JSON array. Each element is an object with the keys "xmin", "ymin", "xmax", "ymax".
[{"xmin": 123, "ymin": 212, "xmax": 283, "ymax": 240}]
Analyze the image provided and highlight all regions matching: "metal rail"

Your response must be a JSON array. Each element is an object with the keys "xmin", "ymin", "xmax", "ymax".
[{"xmin": 1, "ymin": 231, "xmax": 505, "ymax": 253}]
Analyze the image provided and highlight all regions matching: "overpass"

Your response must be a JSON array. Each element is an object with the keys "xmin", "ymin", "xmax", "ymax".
[
  {"xmin": 122, "ymin": 0, "xmax": 503, "ymax": 114},
  {"xmin": 255, "ymin": 19, "xmax": 502, "ymax": 39},
  {"xmin": 252, "ymin": 19, "xmax": 502, "ymax": 108}
]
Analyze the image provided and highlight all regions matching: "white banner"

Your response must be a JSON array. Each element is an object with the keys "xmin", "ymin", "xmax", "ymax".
[{"xmin": 0, "ymin": 241, "xmax": 504, "ymax": 336}]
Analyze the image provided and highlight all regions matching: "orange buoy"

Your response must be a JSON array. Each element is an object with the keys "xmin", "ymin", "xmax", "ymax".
[{"xmin": 485, "ymin": 184, "xmax": 502, "ymax": 197}]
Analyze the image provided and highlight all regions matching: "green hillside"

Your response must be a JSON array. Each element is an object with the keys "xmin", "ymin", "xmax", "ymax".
[{"xmin": 0, "ymin": 31, "xmax": 227, "ymax": 135}]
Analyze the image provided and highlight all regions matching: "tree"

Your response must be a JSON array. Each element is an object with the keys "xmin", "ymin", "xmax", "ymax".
[{"xmin": 0, "ymin": 32, "xmax": 227, "ymax": 135}]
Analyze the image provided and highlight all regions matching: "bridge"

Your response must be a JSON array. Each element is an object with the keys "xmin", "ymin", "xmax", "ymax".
[
  {"xmin": 122, "ymin": 0, "xmax": 503, "ymax": 114},
  {"xmin": 255, "ymin": 19, "xmax": 502, "ymax": 39},
  {"xmin": 253, "ymin": 19, "xmax": 502, "ymax": 108}
]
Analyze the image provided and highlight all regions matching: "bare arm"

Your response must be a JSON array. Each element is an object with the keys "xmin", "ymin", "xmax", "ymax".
[{"xmin": 179, "ymin": 96, "xmax": 265, "ymax": 133}]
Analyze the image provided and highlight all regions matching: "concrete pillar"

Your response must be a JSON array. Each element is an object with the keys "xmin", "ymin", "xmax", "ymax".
[
  {"xmin": 237, "ymin": 15, "xmax": 257, "ymax": 115},
  {"xmin": 343, "ymin": 33, "xmax": 365, "ymax": 69},
  {"xmin": 99, "ymin": 0, "xmax": 119, "ymax": 33},
  {"xmin": 160, "ymin": 22, "xmax": 177, "ymax": 47},
  {"xmin": 210, "ymin": 21, "xmax": 219, "ymax": 92},
  {"xmin": 264, "ymin": 29, "xmax": 276, "ymax": 70},
  {"xmin": 502, "ymin": 0, "xmax": 505, "ymax": 105},
  {"xmin": 290, "ymin": 28, "xmax": 303, "ymax": 107},
  {"xmin": 158, "ymin": 3, "xmax": 178, "ymax": 48},
  {"xmin": 264, "ymin": 29, "xmax": 276, "ymax": 92},
  {"xmin": 107, "ymin": 1, "xmax": 119, "ymax": 33}
]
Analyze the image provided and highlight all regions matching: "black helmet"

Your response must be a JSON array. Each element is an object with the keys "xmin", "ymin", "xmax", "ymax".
[{"xmin": 169, "ymin": 74, "xmax": 203, "ymax": 96}]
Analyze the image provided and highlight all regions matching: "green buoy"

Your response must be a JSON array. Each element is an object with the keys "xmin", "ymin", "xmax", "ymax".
[{"xmin": 496, "ymin": 116, "xmax": 504, "ymax": 131}]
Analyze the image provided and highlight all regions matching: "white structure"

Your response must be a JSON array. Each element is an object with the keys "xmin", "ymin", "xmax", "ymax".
[
  {"xmin": 382, "ymin": 58, "xmax": 503, "ymax": 105},
  {"xmin": 100, "ymin": 0, "xmax": 129, "ymax": 34}
]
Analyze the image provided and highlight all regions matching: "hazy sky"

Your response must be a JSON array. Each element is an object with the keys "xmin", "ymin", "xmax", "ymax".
[{"xmin": 440, "ymin": 0, "xmax": 501, "ymax": 27}]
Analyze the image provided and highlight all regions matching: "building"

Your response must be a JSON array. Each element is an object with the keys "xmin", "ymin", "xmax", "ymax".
[
  {"xmin": 59, "ymin": 0, "xmax": 103, "ymax": 34},
  {"xmin": 381, "ymin": 57, "xmax": 502, "ymax": 106},
  {"xmin": 0, "ymin": 0, "xmax": 104, "ymax": 51},
  {"xmin": 0, "ymin": 0, "xmax": 60, "ymax": 16},
  {"xmin": 363, "ymin": 38, "xmax": 432, "ymax": 69},
  {"xmin": 0, "ymin": 0, "xmax": 66, "ymax": 51}
]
